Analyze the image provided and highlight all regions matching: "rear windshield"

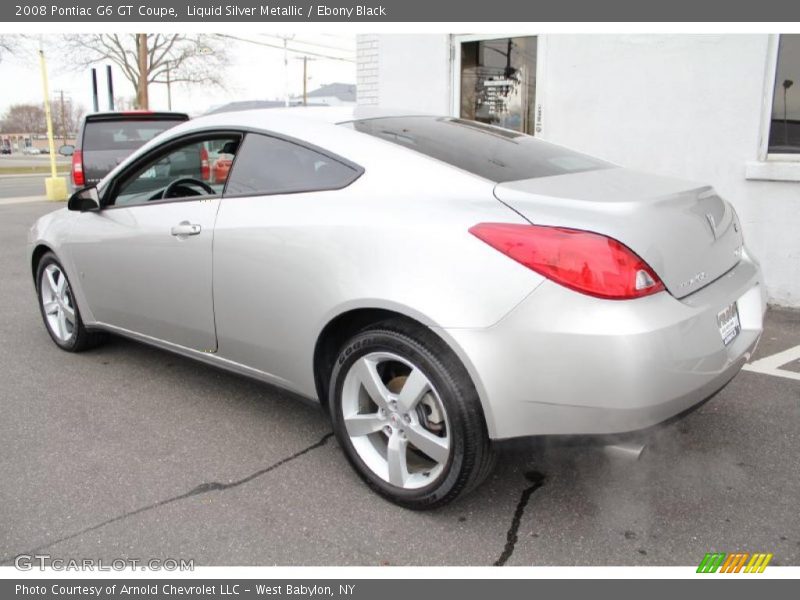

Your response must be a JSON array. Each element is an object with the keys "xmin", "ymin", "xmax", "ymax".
[
  {"xmin": 346, "ymin": 116, "xmax": 612, "ymax": 183},
  {"xmin": 82, "ymin": 119, "xmax": 185, "ymax": 151}
]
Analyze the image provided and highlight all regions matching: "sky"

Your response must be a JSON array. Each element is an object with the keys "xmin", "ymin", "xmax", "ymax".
[{"xmin": 0, "ymin": 33, "xmax": 356, "ymax": 118}]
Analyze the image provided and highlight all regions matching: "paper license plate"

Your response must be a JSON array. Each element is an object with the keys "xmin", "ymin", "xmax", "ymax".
[{"xmin": 717, "ymin": 302, "xmax": 741, "ymax": 346}]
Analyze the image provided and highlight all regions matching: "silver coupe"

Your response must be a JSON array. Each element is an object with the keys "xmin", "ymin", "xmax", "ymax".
[{"xmin": 28, "ymin": 107, "xmax": 766, "ymax": 508}]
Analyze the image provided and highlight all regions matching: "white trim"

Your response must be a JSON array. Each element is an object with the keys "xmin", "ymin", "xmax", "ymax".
[
  {"xmin": 534, "ymin": 35, "xmax": 547, "ymax": 136},
  {"xmin": 745, "ymin": 160, "xmax": 800, "ymax": 182},
  {"xmin": 757, "ymin": 34, "xmax": 780, "ymax": 162}
]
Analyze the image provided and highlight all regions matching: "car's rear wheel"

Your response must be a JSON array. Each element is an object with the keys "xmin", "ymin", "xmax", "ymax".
[
  {"xmin": 329, "ymin": 321, "xmax": 495, "ymax": 509},
  {"xmin": 36, "ymin": 252, "xmax": 105, "ymax": 352}
]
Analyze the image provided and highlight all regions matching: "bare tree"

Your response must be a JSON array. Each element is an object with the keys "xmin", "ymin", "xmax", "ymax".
[
  {"xmin": 58, "ymin": 34, "xmax": 229, "ymax": 109},
  {"xmin": 0, "ymin": 104, "xmax": 46, "ymax": 133},
  {"xmin": 0, "ymin": 35, "xmax": 20, "ymax": 61},
  {"xmin": 50, "ymin": 95, "xmax": 86, "ymax": 142},
  {"xmin": 113, "ymin": 96, "xmax": 137, "ymax": 111}
]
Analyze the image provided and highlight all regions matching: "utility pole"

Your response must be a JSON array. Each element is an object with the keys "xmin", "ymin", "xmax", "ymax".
[
  {"xmin": 54, "ymin": 90, "xmax": 67, "ymax": 145},
  {"xmin": 283, "ymin": 36, "xmax": 289, "ymax": 107},
  {"xmin": 136, "ymin": 33, "xmax": 149, "ymax": 110},
  {"xmin": 277, "ymin": 34, "xmax": 295, "ymax": 107},
  {"xmin": 302, "ymin": 56, "xmax": 308, "ymax": 105},
  {"xmin": 294, "ymin": 55, "xmax": 315, "ymax": 106},
  {"xmin": 166, "ymin": 63, "xmax": 172, "ymax": 111}
]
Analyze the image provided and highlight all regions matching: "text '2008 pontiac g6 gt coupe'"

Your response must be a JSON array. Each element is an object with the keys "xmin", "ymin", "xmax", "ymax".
[{"xmin": 28, "ymin": 107, "xmax": 766, "ymax": 509}]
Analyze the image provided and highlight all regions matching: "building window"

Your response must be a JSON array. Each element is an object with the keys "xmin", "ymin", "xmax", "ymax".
[
  {"xmin": 459, "ymin": 37, "xmax": 537, "ymax": 134},
  {"xmin": 769, "ymin": 34, "xmax": 800, "ymax": 155}
]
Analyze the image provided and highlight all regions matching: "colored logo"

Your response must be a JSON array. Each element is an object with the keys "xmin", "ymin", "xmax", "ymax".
[{"xmin": 697, "ymin": 552, "xmax": 773, "ymax": 573}]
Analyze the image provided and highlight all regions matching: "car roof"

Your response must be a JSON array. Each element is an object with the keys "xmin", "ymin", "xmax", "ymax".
[
  {"xmin": 192, "ymin": 105, "xmax": 431, "ymax": 125},
  {"xmin": 83, "ymin": 111, "xmax": 190, "ymax": 122},
  {"xmin": 144, "ymin": 106, "xmax": 436, "ymax": 153}
]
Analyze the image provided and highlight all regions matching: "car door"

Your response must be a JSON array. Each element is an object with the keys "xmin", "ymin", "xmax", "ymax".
[
  {"xmin": 66, "ymin": 132, "xmax": 242, "ymax": 352},
  {"xmin": 211, "ymin": 131, "xmax": 363, "ymax": 387}
]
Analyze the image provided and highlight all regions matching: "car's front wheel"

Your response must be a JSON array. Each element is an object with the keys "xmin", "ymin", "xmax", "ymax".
[
  {"xmin": 36, "ymin": 252, "xmax": 105, "ymax": 352},
  {"xmin": 329, "ymin": 321, "xmax": 495, "ymax": 509}
]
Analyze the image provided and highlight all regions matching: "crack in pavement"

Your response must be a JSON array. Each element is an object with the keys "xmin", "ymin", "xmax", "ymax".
[
  {"xmin": 0, "ymin": 432, "xmax": 333, "ymax": 565},
  {"xmin": 494, "ymin": 471, "xmax": 546, "ymax": 566}
]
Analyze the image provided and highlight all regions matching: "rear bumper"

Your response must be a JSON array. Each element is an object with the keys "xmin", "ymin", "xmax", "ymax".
[{"xmin": 439, "ymin": 252, "xmax": 766, "ymax": 440}]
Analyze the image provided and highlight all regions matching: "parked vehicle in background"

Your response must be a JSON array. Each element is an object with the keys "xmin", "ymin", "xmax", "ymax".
[
  {"xmin": 0, "ymin": 146, "xmax": 11, "ymax": 155},
  {"xmin": 59, "ymin": 111, "xmax": 189, "ymax": 190},
  {"xmin": 22, "ymin": 146, "xmax": 42, "ymax": 155}
]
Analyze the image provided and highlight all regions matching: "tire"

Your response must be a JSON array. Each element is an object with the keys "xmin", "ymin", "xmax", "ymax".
[
  {"xmin": 329, "ymin": 320, "xmax": 495, "ymax": 509},
  {"xmin": 35, "ymin": 252, "xmax": 106, "ymax": 352}
]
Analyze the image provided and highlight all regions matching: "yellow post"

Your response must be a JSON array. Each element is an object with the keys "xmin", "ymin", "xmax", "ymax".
[{"xmin": 39, "ymin": 48, "xmax": 67, "ymax": 201}]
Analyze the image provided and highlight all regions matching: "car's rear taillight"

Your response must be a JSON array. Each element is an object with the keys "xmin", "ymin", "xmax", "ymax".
[
  {"xmin": 200, "ymin": 146, "xmax": 210, "ymax": 181},
  {"xmin": 469, "ymin": 223, "xmax": 665, "ymax": 300},
  {"xmin": 71, "ymin": 149, "xmax": 84, "ymax": 187}
]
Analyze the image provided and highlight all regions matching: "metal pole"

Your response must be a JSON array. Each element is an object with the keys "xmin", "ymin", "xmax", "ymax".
[
  {"xmin": 39, "ymin": 50, "xmax": 57, "ymax": 178},
  {"xmin": 166, "ymin": 64, "xmax": 172, "ymax": 111},
  {"xmin": 39, "ymin": 48, "xmax": 66, "ymax": 201},
  {"xmin": 59, "ymin": 90, "xmax": 67, "ymax": 145},
  {"xmin": 91, "ymin": 68, "xmax": 99, "ymax": 112},
  {"xmin": 283, "ymin": 37, "xmax": 289, "ymax": 107},
  {"xmin": 303, "ymin": 56, "xmax": 308, "ymax": 106},
  {"xmin": 106, "ymin": 65, "xmax": 115, "ymax": 111}
]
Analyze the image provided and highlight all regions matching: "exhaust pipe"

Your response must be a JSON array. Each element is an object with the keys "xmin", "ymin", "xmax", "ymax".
[{"xmin": 603, "ymin": 440, "xmax": 647, "ymax": 461}]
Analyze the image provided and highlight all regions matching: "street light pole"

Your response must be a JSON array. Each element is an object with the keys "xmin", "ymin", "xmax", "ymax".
[{"xmin": 38, "ymin": 48, "xmax": 67, "ymax": 201}]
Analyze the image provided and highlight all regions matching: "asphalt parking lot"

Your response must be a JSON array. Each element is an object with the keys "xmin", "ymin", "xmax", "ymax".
[{"xmin": 1, "ymin": 200, "xmax": 798, "ymax": 567}]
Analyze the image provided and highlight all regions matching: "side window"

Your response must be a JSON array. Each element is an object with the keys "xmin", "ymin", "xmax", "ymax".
[
  {"xmin": 224, "ymin": 133, "xmax": 360, "ymax": 197},
  {"xmin": 110, "ymin": 135, "xmax": 240, "ymax": 207}
]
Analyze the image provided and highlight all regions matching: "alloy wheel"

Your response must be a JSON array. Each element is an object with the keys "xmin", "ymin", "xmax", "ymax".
[
  {"xmin": 340, "ymin": 351, "xmax": 451, "ymax": 489},
  {"xmin": 40, "ymin": 263, "xmax": 76, "ymax": 343}
]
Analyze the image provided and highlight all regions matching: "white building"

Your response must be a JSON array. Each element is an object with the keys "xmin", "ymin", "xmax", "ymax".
[{"xmin": 357, "ymin": 34, "xmax": 800, "ymax": 307}]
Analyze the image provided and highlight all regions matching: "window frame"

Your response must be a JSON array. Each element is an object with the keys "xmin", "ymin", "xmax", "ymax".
[
  {"xmin": 758, "ymin": 34, "xmax": 800, "ymax": 163},
  {"xmin": 101, "ymin": 129, "xmax": 244, "ymax": 210},
  {"xmin": 221, "ymin": 129, "xmax": 364, "ymax": 200},
  {"xmin": 450, "ymin": 33, "xmax": 545, "ymax": 136}
]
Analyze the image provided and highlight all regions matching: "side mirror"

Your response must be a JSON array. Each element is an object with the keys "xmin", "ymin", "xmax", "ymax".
[
  {"xmin": 67, "ymin": 186, "xmax": 100, "ymax": 212},
  {"xmin": 58, "ymin": 144, "xmax": 75, "ymax": 157}
]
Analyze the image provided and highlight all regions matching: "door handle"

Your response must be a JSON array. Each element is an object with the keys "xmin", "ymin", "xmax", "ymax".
[{"xmin": 170, "ymin": 222, "xmax": 201, "ymax": 237}]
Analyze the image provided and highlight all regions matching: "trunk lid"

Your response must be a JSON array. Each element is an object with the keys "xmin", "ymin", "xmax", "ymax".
[{"xmin": 494, "ymin": 167, "xmax": 743, "ymax": 298}]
